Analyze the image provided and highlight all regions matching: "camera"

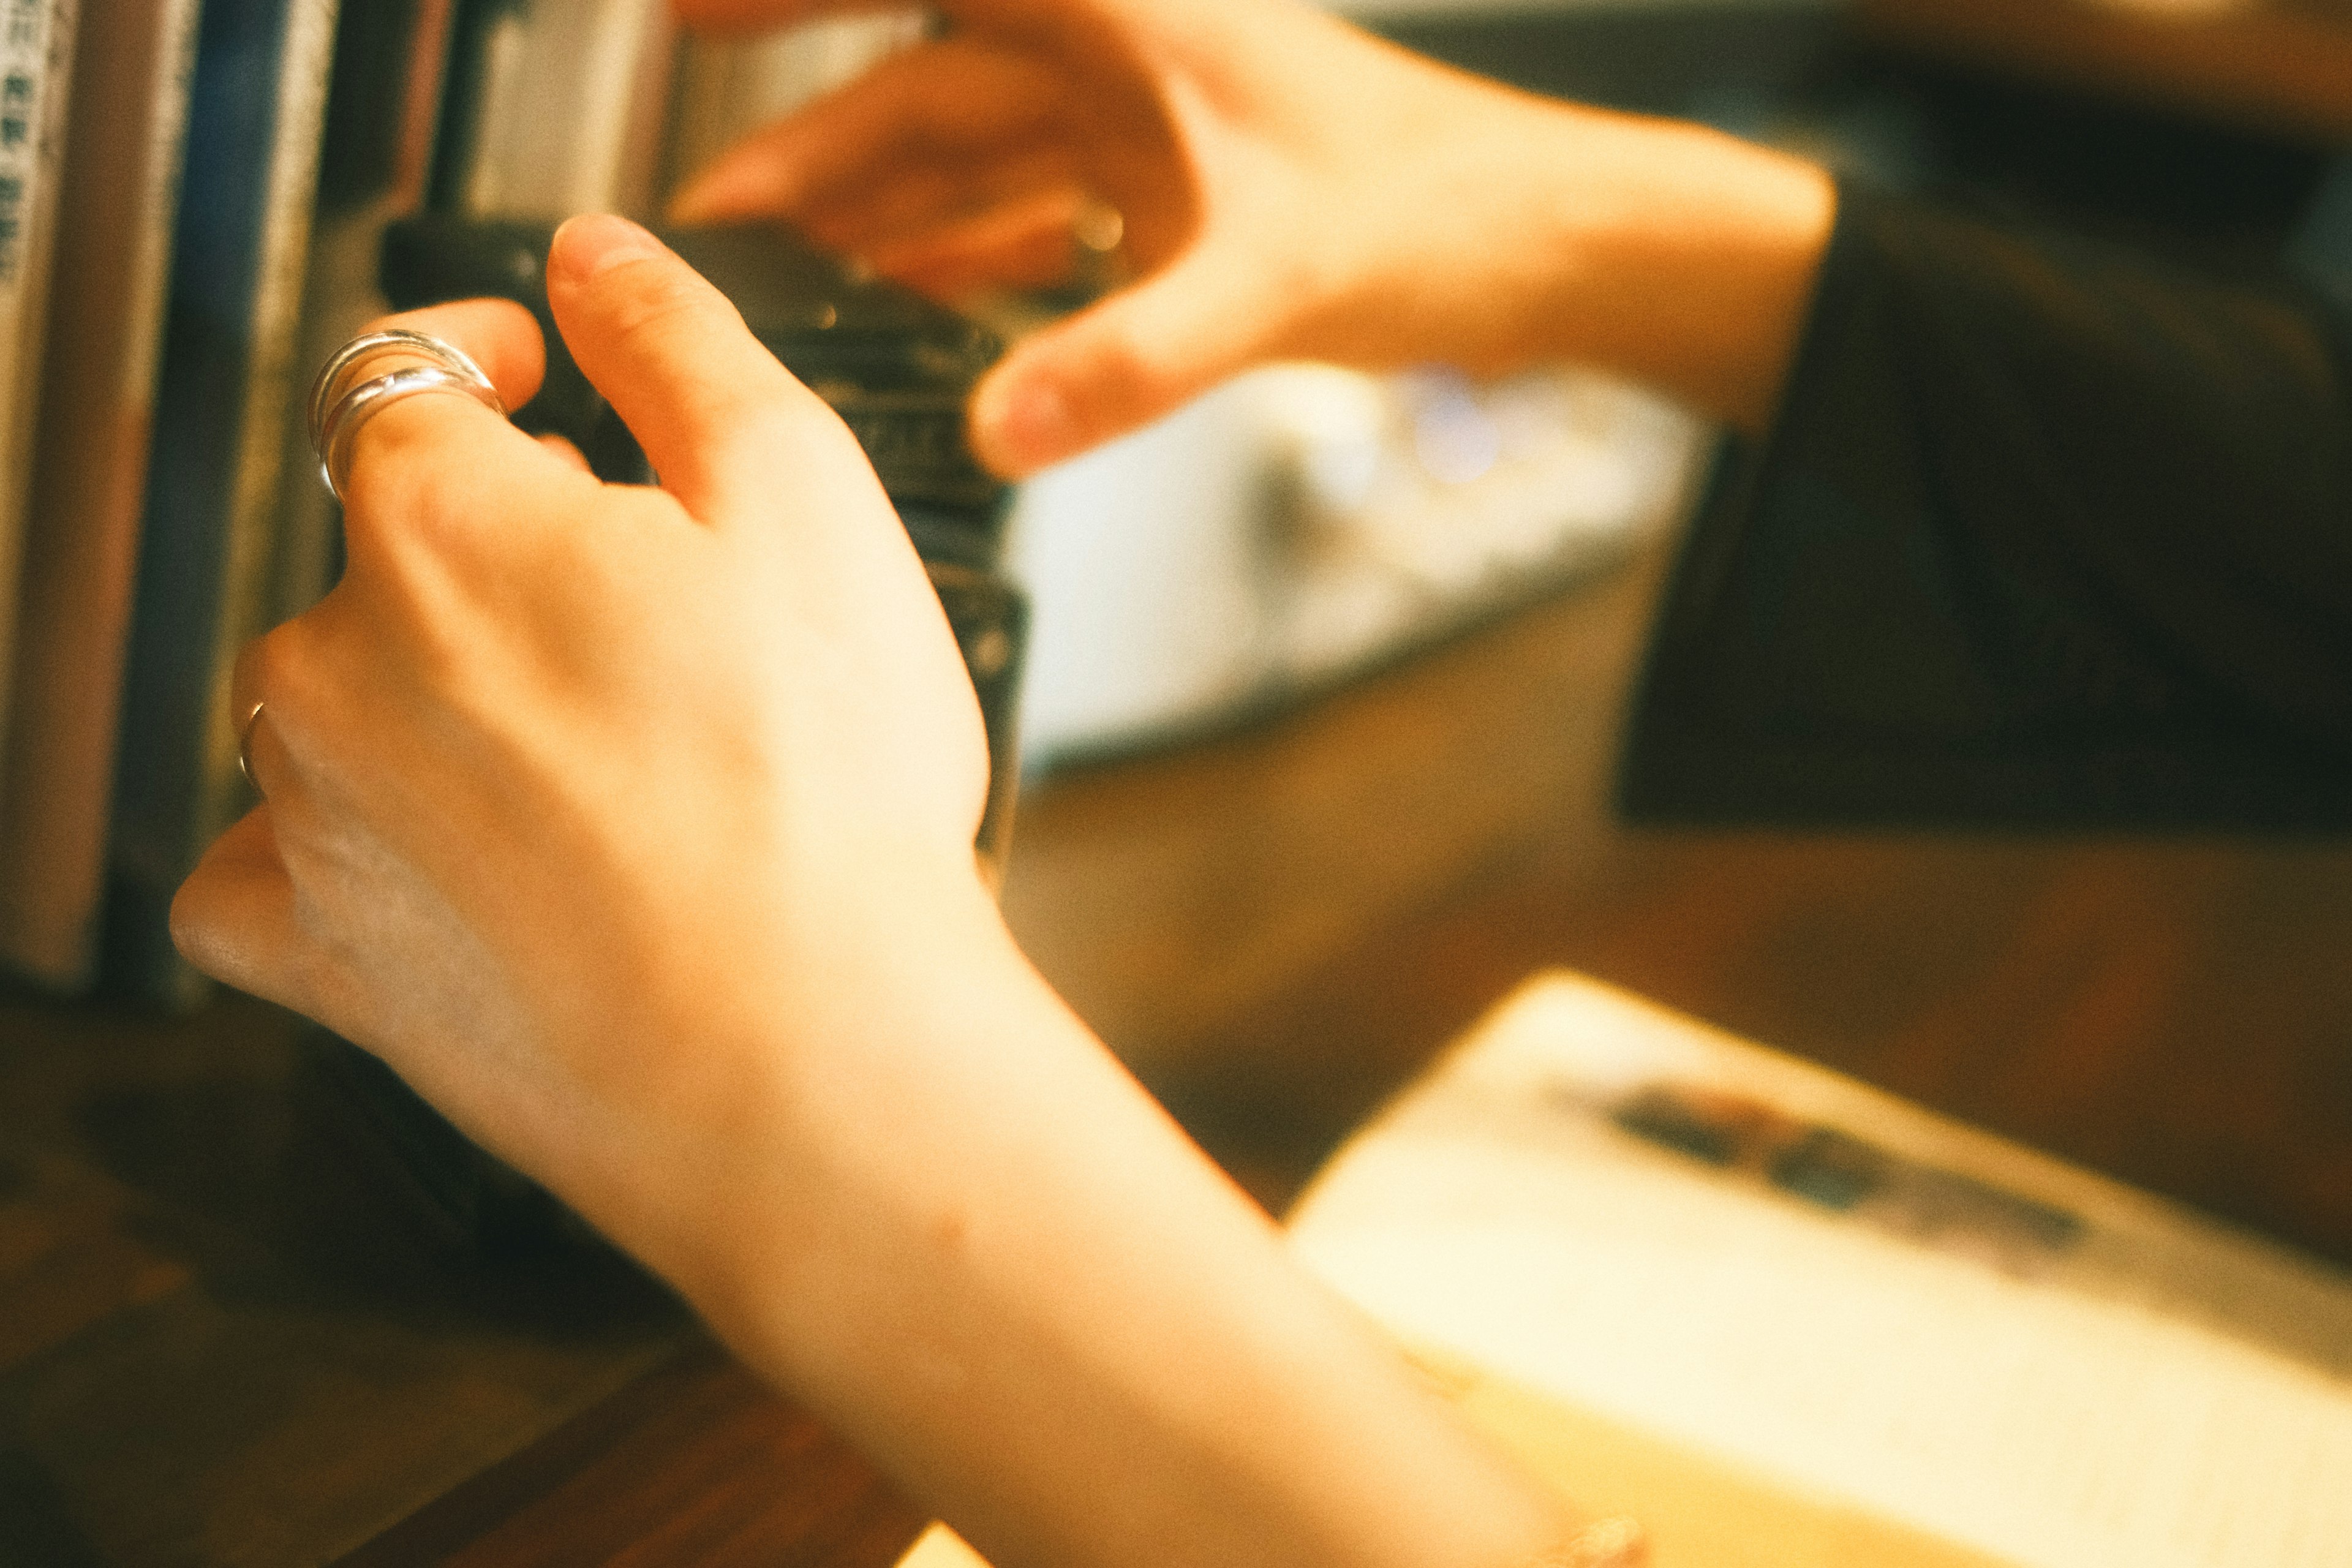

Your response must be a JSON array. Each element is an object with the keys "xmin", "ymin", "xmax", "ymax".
[{"xmin": 380, "ymin": 215, "xmax": 1027, "ymax": 872}]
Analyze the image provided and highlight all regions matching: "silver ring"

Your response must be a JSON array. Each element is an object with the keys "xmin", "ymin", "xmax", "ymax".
[
  {"xmin": 237, "ymin": 700, "xmax": 267, "ymax": 791},
  {"xmin": 309, "ymin": 328, "xmax": 505, "ymax": 502}
]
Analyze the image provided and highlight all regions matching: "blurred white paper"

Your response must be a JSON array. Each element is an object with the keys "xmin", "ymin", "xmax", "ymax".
[{"xmin": 1291, "ymin": 973, "xmax": 2352, "ymax": 1568}]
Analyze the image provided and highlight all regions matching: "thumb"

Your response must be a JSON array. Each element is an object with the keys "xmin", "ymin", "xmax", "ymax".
[
  {"xmin": 969, "ymin": 245, "xmax": 1273, "ymax": 477},
  {"xmin": 545, "ymin": 213, "xmax": 851, "ymax": 520}
]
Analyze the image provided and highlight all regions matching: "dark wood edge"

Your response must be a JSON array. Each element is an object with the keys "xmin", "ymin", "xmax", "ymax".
[{"xmin": 330, "ymin": 1340, "xmax": 725, "ymax": 1566}]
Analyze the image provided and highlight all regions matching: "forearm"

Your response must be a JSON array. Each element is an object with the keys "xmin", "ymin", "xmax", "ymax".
[
  {"xmin": 1192, "ymin": 7, "xmax": 1839, "ymax": 434},
  {"xmin": 688, "ymin": 899, "xmax": 1577, "ymax": 1568},
  {"xmin": 1227, "ymin": 18, "xmax": 1839, "ymax": 434}
]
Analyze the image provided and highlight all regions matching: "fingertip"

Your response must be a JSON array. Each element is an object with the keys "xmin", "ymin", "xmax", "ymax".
[
  {"xmin": 970, "ymin": 366, "xmax": 1081, "ymax": 478},
  {"xmin": 549, "ymin": 213, "xmax": 673, "ymax": 285},
  {"xmin": 667, "ymin": 157, "xmax": 773, "ymax": 226},
  {"xmin": 668, "ymin": 109, "xmax": 841, "ymax": 228},
  {"xmin": 665, "ymin": 180, "xmax": 723, "ymax": 228},
  {"xmin": 973, "ymin": 254, "xmax": 1265, "ymax": 476},
  {"xmin": 542, "ymin": 210, "xmax": 820, "ymax": 515}
]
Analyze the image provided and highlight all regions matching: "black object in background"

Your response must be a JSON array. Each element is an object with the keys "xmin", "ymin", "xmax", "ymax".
[
  {"xmin": 1619, "ymin": 183, "xmax": 2352, "ymax": 832},
  {"xmin": 315, "ymin": 0, "xmax": 431, "ymax": 217}
]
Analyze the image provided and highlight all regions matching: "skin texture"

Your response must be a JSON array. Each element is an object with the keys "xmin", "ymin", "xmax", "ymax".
[
  {"xmin": 173, "ymin": 219, "xmax": 1592, "ymax": 1568},
  {"xmin": 669, "ymin": 0, "xmax": 1835, "ymax": 473},
  {"xmin": 173, "ymin": 4, "xmax": 1843, "ymax": 1562}
]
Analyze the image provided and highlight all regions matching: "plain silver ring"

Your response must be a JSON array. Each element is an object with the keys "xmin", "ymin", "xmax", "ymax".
[
  {"xmin": 236, "ymin": 700, "xmax": 267, "ymax": 791},
  {"xmin": 308, "ymin": 328, "xmax": 497, "ymax": 447},
  {"xmin": 316, "ymin": 366, "xmax": 505, "ymax": 502},
  {"xmin": 309, "ymin": 329, "xmax": 505, "ymax": 502}
]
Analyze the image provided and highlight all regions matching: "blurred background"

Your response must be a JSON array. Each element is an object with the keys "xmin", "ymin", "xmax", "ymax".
[{"xmin": 2, "ymin": 1, "xmax": 2350, "ymax": 1561}]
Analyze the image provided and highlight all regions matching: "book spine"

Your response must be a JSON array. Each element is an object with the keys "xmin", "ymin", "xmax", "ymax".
[
  {"xmin": 202, "ymin": 0, "xmax": 339, "ymax": 744},
  {"xmin": 108, "ymin": 0, "xmax": 341, "ymax": 1007},
  {"xmin": 0, "ymin": 0, "xmax": 80, "ymax": 783},
  {"xmin": 0, "ymin": 0, "xmax": 202, "ymax": 990}
]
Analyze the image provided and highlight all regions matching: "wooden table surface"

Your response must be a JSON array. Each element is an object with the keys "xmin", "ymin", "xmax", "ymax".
[{"xmin": 5, "ymin": 539, "xmax": 2349, "ymax": 1566}]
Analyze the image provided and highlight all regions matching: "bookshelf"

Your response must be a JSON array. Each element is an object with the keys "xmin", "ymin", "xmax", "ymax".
[{"xmin": 1, "ymin": 1, "xmax": 927, "ymax": 1001}]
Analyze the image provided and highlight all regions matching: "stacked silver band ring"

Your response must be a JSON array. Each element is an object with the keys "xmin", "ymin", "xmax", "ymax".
[{"xmin": 307, "ymin": 328, "xmax": 505, "ymax": 502}]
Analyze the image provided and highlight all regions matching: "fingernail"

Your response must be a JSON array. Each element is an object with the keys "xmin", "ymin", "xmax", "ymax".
[
  {"xmin": 973, "ymin": 375, "xmax": 1077, "ymax": 477},
  {"xmin": 551, "ymin": 213, "xmax": 667, "ymax": 281}
]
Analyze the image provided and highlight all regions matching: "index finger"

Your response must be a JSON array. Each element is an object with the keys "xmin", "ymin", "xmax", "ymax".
[{"xmin": 667, "ymin": 37, "xmax": 1063, "ymax": 227}]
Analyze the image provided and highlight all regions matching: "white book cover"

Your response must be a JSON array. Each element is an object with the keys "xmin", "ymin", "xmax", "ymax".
[
  {"xmin": 0, "ymin": 0, "xmax": 200, "ymax": 989},
  {"xmin": 1289, "ymin": 972, "xmax": 2352, "ymax": 1568}
]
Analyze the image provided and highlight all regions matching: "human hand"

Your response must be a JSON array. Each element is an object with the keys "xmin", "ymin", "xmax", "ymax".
[
  {"xmin": 670, "ymin": 0, "xmax": 1835, "ymax": 472},
  {"xmin": 171, "ymin": 215, "xmax": 1006, "ymax": 1300},
  {"xmin": 172, "ymin": 216, "xmax": 1619, "ymax": 1568}
]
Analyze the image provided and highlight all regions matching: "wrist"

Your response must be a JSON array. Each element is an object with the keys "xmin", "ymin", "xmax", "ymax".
[
  {"xmin": 665, "ymin": 903, "xmax": 1061, "ymax": 1360},
  {"xmin": 662, "ymin": 922, "xmax": 1585, "ymax": 1568},
  {"xmin": 655, "ymin": 867, "xmax": 1035, "ymax": 1283},
  {"xmin": 1539, "ymin": 111, "xmax": 1836, "ymax": 432},
  {"xmin": 521, "ymin": 846, "xmax": 1021, "ymax": 1316}
]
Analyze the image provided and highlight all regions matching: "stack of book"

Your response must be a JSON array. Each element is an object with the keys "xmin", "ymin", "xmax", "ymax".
[{"xmin": 0, "ymin": 0, "xmax": 920, "ymax": 1005}]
